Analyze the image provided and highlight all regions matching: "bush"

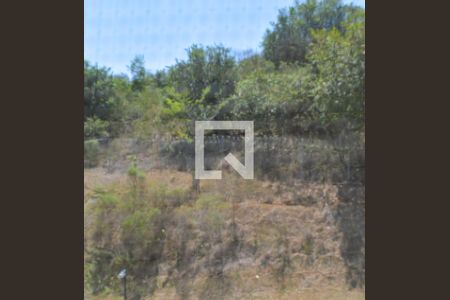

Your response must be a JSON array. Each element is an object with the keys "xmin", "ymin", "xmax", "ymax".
[
  {"xmin": 84, "ymin": 117, "xmax": 110, "ymax": 139},
  {"xmin": 121, "ymin": 208, "xmax": 161, "ymax": 246},
  {"xmin": 86, "ymin": 170, "xmax": 192, "ymax": 298},
  {"xmin": 85, "ymin": 139, "xmax": 102, "ymax": 168}
]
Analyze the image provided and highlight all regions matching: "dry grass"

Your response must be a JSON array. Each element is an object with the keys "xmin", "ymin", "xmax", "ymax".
[{"xmin": 84, "ymin": 167, "xmax": 364, "ymax": 300}]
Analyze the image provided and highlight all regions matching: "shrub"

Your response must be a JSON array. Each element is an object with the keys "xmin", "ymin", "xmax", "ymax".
[
  {"xmin": 84, "ymin": 117, "xmax": 110, "ymax": 139},
  {"xmin": 85, "ymin": 139, "xmax": 102, "ymax": 168},
  {"xmin": 121, "ymin": 208, "xmax": 161, "ymax": 245}
]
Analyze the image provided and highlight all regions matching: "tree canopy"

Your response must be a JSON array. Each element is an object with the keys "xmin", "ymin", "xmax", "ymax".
[{"xmin": 84, "ymin": 0, "xmax": 365, "ymax": 139}]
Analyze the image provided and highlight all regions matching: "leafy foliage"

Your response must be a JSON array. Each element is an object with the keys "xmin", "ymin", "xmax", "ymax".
[
  {"xmin": 307, "ymin": 11, "xmax": 365, "ymax": 127},
  {"xmin": 84, "ymin": 1, "xmax": 365, "ymax": 297},
  {"xmin": 84, "ymin": 61, "xmax": 114, "ymax": 121},
  {"xmin": 129, "ymin": 55, "xmax": 149, "ymax": 92},
  {"xmin": 84, "ymin": 139, "xmax": 102, "ymax": 167},
  {"xmin": 84, "ymin": 117, "xmax": 110, "ymax": 139},
  {"xmin": 169, "ymin": 45, "xmax": 237, "ymax": 106},
  {"xmin": 262, "ymin": 0, "xmax": 363, "ymax": 67},
  {"xmin": 84, "ymin": 1, "xmax": 364, "ymax": 140}
]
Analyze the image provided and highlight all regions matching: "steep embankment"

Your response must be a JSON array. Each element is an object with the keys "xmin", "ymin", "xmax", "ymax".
[{"xmin": 84, "ymin": 168, "xmax": 364, "ymax": 299}]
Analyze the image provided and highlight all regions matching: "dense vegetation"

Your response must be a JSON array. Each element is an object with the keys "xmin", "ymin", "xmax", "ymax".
[
  {"xmin": 84, "ymin": 1, "xmax": 365, "ymax": 298},
  {"xmin": 84, "ymin": 0, "xmax": 364, "ymax": 140}
]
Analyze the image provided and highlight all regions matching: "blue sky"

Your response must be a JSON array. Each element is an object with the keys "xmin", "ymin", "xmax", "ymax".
[{"xmin": 84, "ymin": 0, "xmax": 365, "ymax": 75}]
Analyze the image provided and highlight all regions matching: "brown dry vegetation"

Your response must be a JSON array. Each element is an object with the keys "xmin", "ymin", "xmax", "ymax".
[{"xmin": 84, "ymin": 167, "xmax": 364, "ymax": 299}]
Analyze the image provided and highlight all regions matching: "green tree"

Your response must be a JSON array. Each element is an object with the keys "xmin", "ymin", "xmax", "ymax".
[
  {"xmin": 129, "ymin": 55, "xmax": 148, "ymax": 92},
  {"xmin": 84, "ymin": 60, "xmax": 114, "ymax": 121},
  {"xmin": 236, "ymin": 53, "xmax": 275, "ymax": 81},
  {"xmin": 307, "ymin": 10, "xmax": 365, "ymax": 128},
  {"xmin": 169, "ymin": 45, "xmax": 237, "ymax": 106},
  {"xmin": 263, "ymin": 0, "xmax": 362, "ymax": 67},
  {"xmin": 226, "ymin": 64, "xmax": 316, "ymax": 135}
]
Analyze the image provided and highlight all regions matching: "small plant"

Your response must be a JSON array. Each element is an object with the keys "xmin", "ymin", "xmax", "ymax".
[
  {"xmin": 126, "ymin": 156, "xmax": 146, "ymax": 202},
  {"xmin": 127, "ymin": 155, "xmax": 145, "ymax": 179},
  {"xmin": 85, "ymin": 139, "xmax": 101, "ymax": 168},
  {"xmin": 121, "ymin": 207, "xmax": 161, "ymax": 249}
]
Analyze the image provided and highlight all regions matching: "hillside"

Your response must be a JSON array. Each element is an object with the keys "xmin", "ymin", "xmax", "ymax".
[
  {"xmin": 84, "ymin": 165, "xmax": 364, "ymax": 299},
  {"xmin": 84, "ymin": 1, "xmax": 365, "ymax": 298}
]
